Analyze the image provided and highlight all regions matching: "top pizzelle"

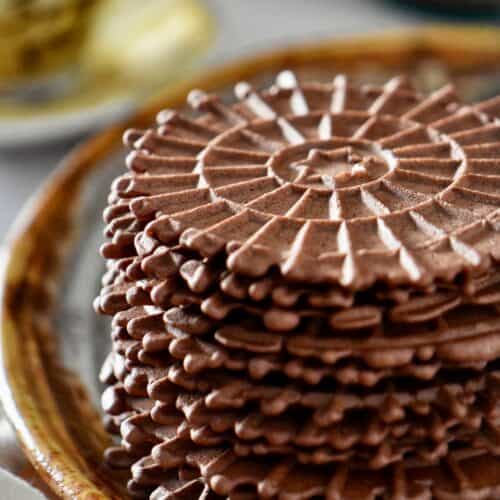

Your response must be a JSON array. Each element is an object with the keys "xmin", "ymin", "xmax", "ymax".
[{"xmin": 111, "ymin": 70, "xmax": 500, "ymax": 290}]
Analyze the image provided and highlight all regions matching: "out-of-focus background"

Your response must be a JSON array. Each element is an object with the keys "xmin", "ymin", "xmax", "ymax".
[{"xmin": 0, "ymin": 0, "xmax": 498, "ymax": 238}]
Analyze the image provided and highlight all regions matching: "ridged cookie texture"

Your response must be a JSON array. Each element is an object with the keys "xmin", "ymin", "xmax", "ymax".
[{"xmin": 97, "ymin": 71, "xmax": 500, "ymax": 499}]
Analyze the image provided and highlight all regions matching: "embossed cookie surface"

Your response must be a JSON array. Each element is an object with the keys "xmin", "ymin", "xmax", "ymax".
[
  {"xmin": 103, "ymin": 70, "xmax": 500, "ymax": 289},
  {"xmin": 97, "ymin": 71, "xmax": 500, "ymax": 500}
]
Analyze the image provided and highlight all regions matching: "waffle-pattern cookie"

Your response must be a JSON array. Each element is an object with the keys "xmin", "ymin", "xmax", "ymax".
[{"xmin": 97, "ymin": 71, "xmax": 500, "ymax": 499}]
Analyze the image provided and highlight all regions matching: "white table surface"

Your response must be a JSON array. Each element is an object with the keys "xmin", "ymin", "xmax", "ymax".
[{"xmin": 0, "ymin": 0, "xmax": 434, "ymax": 238}]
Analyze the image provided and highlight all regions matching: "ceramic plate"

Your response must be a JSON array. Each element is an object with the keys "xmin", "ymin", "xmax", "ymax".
[
  {"xmin": 0, "ymin": 0, "xmax": 213, "ymax": 147},
  {"xmin": 1, "ymin": 26, "xmax": 500, "ymax": 499}
]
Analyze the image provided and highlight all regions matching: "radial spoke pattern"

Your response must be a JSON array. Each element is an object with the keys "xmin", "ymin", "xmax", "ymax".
[{"xmin": 97, "ymin": 72, "xmax": 500, "ymax": 499}]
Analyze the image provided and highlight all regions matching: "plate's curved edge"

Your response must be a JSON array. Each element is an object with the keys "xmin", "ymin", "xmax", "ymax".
[
  {"xmin": 1, "ymin": 24, "xmax": 500, "ymax": 499},
  {"xmin": 0, "ymin": 157, "xmax": 117, "ymax": 499}
]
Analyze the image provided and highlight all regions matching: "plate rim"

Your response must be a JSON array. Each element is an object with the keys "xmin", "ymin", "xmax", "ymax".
[{"xmin": 1, "ymin": 25, "xmax": 500, "ymax": 500}]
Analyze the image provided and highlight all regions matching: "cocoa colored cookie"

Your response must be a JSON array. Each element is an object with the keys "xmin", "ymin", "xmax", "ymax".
[{"xmin": 97, "ymin": 71, "xmax": 500, "ymax": 499}]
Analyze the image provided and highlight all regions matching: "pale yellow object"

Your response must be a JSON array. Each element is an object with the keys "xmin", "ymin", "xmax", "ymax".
[
  {"xmin": 82, "ymin": 0, "xmax": 215, "ymax": 86},
  {"xmin": 0, "ymin": 0, "xmax": 90, "ymax": 81},
  {"xmin": 0, "ymin": 0, "xmax": 213, "ymax": 128}
]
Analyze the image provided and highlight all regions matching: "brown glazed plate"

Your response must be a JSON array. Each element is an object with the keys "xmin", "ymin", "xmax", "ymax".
[{"xmin": 1, "ymin": 25, "xmax": 500, "ymax": 500}]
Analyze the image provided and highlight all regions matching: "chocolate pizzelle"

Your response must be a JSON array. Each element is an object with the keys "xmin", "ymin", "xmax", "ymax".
[{"xmin": 96, "ymin": 71, "xmax": 500, "ymax": 499}]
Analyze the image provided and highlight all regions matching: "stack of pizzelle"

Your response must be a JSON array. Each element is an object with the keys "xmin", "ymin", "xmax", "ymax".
[{"xmin": 95, "ymin": 70, "xmax": 500, "ymax": 499}]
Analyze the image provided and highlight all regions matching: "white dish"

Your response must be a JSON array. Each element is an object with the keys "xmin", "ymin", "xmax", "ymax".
[
  {"xmin": 0, "ymin": 468, "xmax": 46, "ymax": 500},
  {"xmin": 0, "ymin": 95, "xmax": 133, "ymax": 148},
  {"xmin": 0, "ymin": 0, "xmax": 213, "ymax": 147}
]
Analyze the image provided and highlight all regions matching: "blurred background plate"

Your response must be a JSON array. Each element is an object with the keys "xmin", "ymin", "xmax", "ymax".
[
  {"xmin": 0, "ymin": 0, "xmax": 214, "ymax": 147},
  {"xmin": 1, "ymin": 26, "xmax": 500, "ymax": 500}
]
